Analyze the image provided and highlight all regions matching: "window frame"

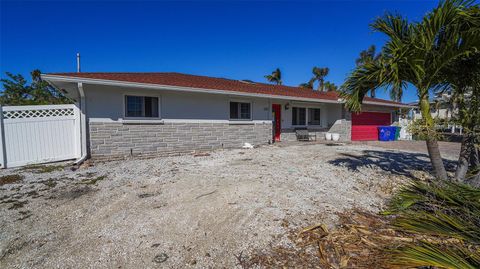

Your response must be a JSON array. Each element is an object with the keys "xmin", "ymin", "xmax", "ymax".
[
  {"xmin": 229, "ymin": 100, "xmax": 253, "ymax": 121},
  {"xmin": 291, "ymin": 106, "xmax": 307, "ymax": 126},
  {"xmin": 123, "ymin": 94, "xmax": 161, "ymax": 119},
  {"xmin": 291, "ymin": 105, "xmax": 323, "ymax": 127},
  {"xmin": 308, "ymin": 107, "xmax": 321, "ymax": 126}
]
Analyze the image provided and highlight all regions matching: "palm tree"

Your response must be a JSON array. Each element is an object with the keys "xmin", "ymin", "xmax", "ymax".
[
  {"xmin": 342, "ymin": 0, "xmax": 479, "ymax": 180},
  {"xmin": 355, "ymin": 45, "xmax": 380, "ymax": 66},
  {"xmin": 312, "ymin": 67, "xmax": 329, "ymax": 91},
  {"xmin": 324, "ymin": 81, "xmax": 338, "ymax": 92},
  {"xmin": 355, "ymin": 45, "xmax": 382, "ymax": 98},
  {"xmin": 443, "ymin": 53, "xmax": 480, "ymax": 185},
  {"xmin": 299, "ymin": 78, "xmax": 315, "ymax": 89},
  {"xmin": 264, "ymin": 68, "xmax": 282, "ymax": 85}
]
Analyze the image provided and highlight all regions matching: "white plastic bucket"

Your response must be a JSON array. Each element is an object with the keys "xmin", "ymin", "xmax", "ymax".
[
  {"xmin": 325, "ymin": 133, "xmax": 332, "ymax": 140},
  {"xmin": 332, "ymin": 133, "xmax": 340, "ymax": 141}
]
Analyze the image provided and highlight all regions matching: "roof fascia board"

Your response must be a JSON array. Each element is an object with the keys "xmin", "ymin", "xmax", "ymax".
[
  {"xmin": 41, "ymin": 74, "xmax": 342, "ymax": 104},
  {"xmin": 42, "ymin": 74, "xmax": 411, "ymax": 108},
  {"xmin": 362, "ymin": 101, "xmax": 415, "ymax": 108}
]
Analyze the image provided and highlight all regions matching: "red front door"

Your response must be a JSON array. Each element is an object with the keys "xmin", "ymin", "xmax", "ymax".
[{"xmin": 272, "ymin": 104, "xmax": 281, "ymax": 141}]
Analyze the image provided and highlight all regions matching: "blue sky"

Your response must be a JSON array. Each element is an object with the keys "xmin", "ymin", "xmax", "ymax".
[{"xmin": 1, "ymin": 0, "xmax": 441, "ymax": 102}]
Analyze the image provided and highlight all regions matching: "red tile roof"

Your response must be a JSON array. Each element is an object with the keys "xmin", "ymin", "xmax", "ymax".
[{"xmin": 46, "ymin": 72, "xmax": 406, "ymax": 106}]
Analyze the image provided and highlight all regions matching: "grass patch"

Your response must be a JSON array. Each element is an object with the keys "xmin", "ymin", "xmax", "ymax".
[
  {"xmin": 8, "ymin": 200, "xmax": 28, "ymax": 210},
  {"xmin": 79, "ymin": 175, "xmax": 106, "ymax": 185},
  {"xmin": 25, "ymin": 190, "xmax": 40, "ymax": 198},
  {"xmin": 0, "ymin": 174, "xmax": 23, "ymax": 186},
  {"xmin": 21, "ymin": 164, "xmax": 64, "ymax": 174},
  {"xmin": 54, "ymin": 186, "xmax": 93, "ymax": 200},
  {"xmin": 17, "ymin": 214, "xmax": 32, "ymax": 221},
  {"xmin": 42, "ymin": 179, "xmax": 57, "ymax": 188},
  {"xmin": 17, "ymin": 210, "xmax": 32, "ymax": 221}
]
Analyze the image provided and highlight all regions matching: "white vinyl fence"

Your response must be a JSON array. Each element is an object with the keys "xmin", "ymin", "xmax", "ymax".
[
  {"xmin": 0, "ymin": 104, "xmax": 81, "ymax": 168},
  {"xmin": 398, "ymin": 118, "xmax": 413, "ymax": 140}
]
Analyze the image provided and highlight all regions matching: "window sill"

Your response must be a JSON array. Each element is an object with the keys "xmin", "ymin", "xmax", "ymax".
[
  {"xmin": 228, "ymin": 120, "xmax": 255, "ymax": 125},
  {"xmin": 292, "ymin": 124, "xmax": 324, "ymax": 127},
  {"xmin": 122, "ymin": 119, "xmax": 164, "ymax": 125}
]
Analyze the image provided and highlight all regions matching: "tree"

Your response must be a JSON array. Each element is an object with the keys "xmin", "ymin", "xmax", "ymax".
[
  {"xmin": 443, "ymin": 53, "xmax": 480, "ymax": 185},
  {"xmin": 355, "ymin": 45, "xmax": 379, "ymax": 66},
  {"xmin": 0, "ymin": 73, "xmax": 29, "ymax": 105},
  {"xmin": 342, "ymin": 0, "xmax": 480, "ymax": 180},
  {"xmin": 324, "ymin": 81, "xmax": 338, "ymax": 92},
  {"xmin": 299, "ymin": 78, "xmax": 315, "ymax": 89},
  {"xmin": 312, "ymin": 67, "xmax": 329, "ymax": 91},
  {"xmin": 264, "ymin": 68, "xmax": 282, "ymax": 85},
  {"xmin": 0, "ymin": 70, "xmax": 71, "ymax": 105},
  {"xmin": 355, "ymin": 45, "xmax": 382, "ymax": 98}
]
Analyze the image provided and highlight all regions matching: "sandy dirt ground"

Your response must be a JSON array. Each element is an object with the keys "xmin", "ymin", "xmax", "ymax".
[
  {"xmin": 0, "ymin": 142, "xmax": 458, "ymax": 268},
  {"xmin": 353, "ymin": 140, "xmax": 461, "ymax": 159}
]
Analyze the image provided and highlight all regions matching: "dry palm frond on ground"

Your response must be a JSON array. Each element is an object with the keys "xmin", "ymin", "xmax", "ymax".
[{"xmin": 242, "ymin": 180, "xmax": 480, "ymax": 269}]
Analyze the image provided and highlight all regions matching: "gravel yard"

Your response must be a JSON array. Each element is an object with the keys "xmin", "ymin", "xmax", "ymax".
[
  {"xmin": 353, "ymin": 140, "xmax": 461, "ymax": 160},
  {"xmin": 0, "ymin": 142, "xmax": 457, "ymax": 268}
]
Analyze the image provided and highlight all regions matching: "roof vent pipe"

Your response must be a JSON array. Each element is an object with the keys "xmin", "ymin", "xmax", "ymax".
[{"xmin": 76, "ymin": 53, "xmax": 81, "ymax": 73}]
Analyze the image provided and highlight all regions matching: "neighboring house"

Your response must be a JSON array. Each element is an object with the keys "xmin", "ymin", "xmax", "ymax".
[
  {"xmin": 41, "ymin": 72, "xmax": 411, "ymax": 159},
  {"xmin": 409, "ymin": 102, "xmax": 452, "ymax": 121},
  {"xmin": 408, "ymin": 92, "xmax": 458, "ymax": 121},
  {"xmin": 408, "ymin": 93, "xmax": 463, "ymax": 134}
]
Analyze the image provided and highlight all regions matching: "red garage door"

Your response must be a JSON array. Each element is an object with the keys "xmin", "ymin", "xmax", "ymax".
[{"xmin": 351, "ymin": 112, "xmax": 391, "ymax": 141}]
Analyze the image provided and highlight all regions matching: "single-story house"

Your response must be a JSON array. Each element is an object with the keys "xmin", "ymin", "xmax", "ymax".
[{"xmin": 41, "ymin": 72, "xmax": 411, "ymax": 159}]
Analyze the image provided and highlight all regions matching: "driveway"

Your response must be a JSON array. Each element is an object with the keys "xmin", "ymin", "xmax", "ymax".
[
  {"xmin": 0, "ymin": 142, "xmax": 456, "ymax": 268},
  {"xmin": 353, "ymin": 140, "xmax": 461, "ymax": 159}
]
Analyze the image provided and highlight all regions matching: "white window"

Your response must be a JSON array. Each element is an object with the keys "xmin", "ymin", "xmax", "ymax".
[
  {"xmin": 125, "ymin": 95, "xmax": 159, "ymax": 118},
  {"xmin": 292, "ymin": 107, "xmax": 306, "ymax": 126},
  {"xmin": 230, "ymin": 101, "xmax": 251, "ymax": 120},
  {"xmin": 308, "ymin": 108, "xmax": 321, "ymax": 125}
]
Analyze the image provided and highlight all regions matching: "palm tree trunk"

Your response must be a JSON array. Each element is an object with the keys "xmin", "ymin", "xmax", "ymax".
[
  {"xmin": 319, "ymin": 79, "xmax": 324, "ymax": 92},
  {"xmin": 420, "ymin": 95, "xmax": 448, "ymax": 180},
  {"xmin": 370, "ymin": 89, "xmax": 376, "ymax": 98},
  {"xmin": 455, "ymin": 133, "xmax": 474, "ymax": 181},
  {"xmin": 466, "ymin": 147, "xmax": 480, "ymax": 187}
]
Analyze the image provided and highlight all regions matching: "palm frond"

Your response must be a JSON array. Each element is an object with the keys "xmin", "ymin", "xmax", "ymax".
[
  {"xmin": 341, "ymin": 60, "xmax": 385, "ymax": 112},
  {"xmin": 344, "ymin": 0, "xmax": 478, "ymax": 111},
  {"xmin": 265, "ymin": 68, "xmax": 282, "ymax": 85},
  {"xmin": 384, "ymin": 179, "xmax": 480, "ymax": 268},
  {"xmin": 299, "ymin": 78, "xmax": 315, "ymax": 89},
  {"xmin": 386, "ymin": 179, "xmax": 480, "ymax": 243},
  {"xmin": 391, "ymin": 241, "xmax": 480, "ymax": 269}
]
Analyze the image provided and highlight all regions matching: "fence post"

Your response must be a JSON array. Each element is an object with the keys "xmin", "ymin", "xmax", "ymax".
[
  {"xmin": 0, "ymin": 106, "xmax": 6, "ymax": 168},
  {"xmin": 73, "ymin": 104, "xmax": 82, "ymax": 158}
]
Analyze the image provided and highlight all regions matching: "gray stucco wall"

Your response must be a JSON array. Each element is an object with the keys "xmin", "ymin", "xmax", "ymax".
[
  {"xmin": 83, "ymin": 84, "xmax": 272, "ymax": 121},
  {"xmin": 89, "ymin": 122, "xmax": 272, "ymax": 158}
]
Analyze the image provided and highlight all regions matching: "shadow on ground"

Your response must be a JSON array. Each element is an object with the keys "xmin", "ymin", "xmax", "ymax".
[{"xmin": 328, "ymin": 150, "xmax": 456, "ymax": 177}]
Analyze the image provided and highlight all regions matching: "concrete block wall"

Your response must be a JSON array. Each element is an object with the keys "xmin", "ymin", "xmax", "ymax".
[
  {"xmin": 89, "ymin": 122, "xmax": 272, "ymax": 158},
  {"xmin": 327, "ymin": 109, "xmax": 352, "ymax": 141},
  {"xmin": 327, "ymin": 119, "xmax": 352, "ymax": 141}
]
